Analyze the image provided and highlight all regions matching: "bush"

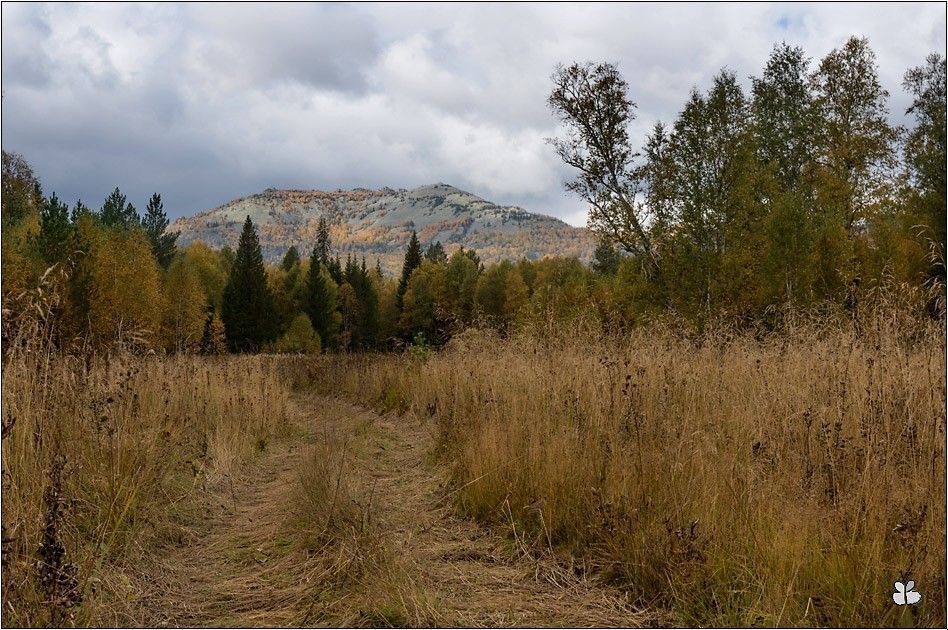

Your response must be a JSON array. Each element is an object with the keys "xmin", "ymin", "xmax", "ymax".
[{"xmin": 272, "ymin": 314, "xmax": 321, "ymax": 355}]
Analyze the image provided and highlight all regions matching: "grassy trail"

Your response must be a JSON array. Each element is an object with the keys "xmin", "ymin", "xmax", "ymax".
[{"xmin": 129, "ymin": 394, "xmax": 652, "ymax": 627}]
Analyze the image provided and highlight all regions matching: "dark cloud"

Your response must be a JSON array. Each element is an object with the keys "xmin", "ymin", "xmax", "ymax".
[{"xmin": 2, "ymin": 3, "xmax": 944, "ymax": 227}]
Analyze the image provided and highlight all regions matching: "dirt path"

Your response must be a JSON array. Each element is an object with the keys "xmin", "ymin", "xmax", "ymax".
[{"xmin": 133, "ymin": 394, "xmax": 656, "ymax": 627}]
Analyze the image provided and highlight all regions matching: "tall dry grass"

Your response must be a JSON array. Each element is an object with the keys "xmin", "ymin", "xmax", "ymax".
[
  {"xmin": 314, "ymin": 314, "xmax": 946, "ymax": 627},
  {"xmin": 291, "ymin": 433, "xmax": 441, "ymax": 626},
  {"xmin": 1, "ymin": 285, "xmax": 294, "ymax": 626}
]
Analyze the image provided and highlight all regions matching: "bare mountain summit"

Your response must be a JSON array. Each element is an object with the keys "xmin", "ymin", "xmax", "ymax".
[{"xmin": 169, "ymin": 183, "xmax": 595, "ymax": 275}]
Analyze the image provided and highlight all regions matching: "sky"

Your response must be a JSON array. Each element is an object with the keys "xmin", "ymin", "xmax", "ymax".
[{"xmin": 1, "ymin": 2, "xmax": 945, "ymax": 226}]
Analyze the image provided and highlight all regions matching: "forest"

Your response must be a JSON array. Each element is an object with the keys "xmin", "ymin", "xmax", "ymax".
[{"xmin": 1, "ymin": 36, "xmax": 945, "ymax": 628}]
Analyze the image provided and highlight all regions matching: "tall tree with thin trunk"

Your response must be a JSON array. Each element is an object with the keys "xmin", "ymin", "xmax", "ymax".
[
  {"xmin": 314, "ymin": 216, "xmax": 332, "ymax": 266},
  {"xmin": 142, "ymin": 193, "xmax": 177, "ymax": 267},
  {"xmin": 396, "ymin": 231, "xmax": 423, "ymax": 312},
  {"xmin": 903, "ymin": 53, "xmax": 947, "ymax": 258},
  {"xmin": 220, "ymin": 216, "xmax": 278, "ymax": 351},
  {"xmin": 548, "ymin": 62, "xmax": 658, "ymax": 273}
]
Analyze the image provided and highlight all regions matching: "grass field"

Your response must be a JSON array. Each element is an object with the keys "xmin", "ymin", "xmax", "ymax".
[{"xmin": 3, "ymin": 306, "xmax": 945, "ymax": 627}]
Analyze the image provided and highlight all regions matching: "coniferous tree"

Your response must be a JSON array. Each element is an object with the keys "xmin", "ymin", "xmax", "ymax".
[
  {"xmin": 592, "ymin": 235, "xmax": 620, "ymax": 275},
  {"xmin": 327, "ymin": 255, "xmax": 343, "ymax": 285},
  {"xmin": 425, "ymin": 241, "xmax": 448, "ymax": 264},
  {"xmin": 37, "ymin": 193, "xmax": 72, "ymax": 263},
  {"xmin": 142, "ymin": 193, "xmax": 177, "ymax": 267},
  {"xmin": 199, "ymin": 305, "xmax": 227, "ymax": 354},
  {"xmin": 396, "ymin": 231, "xmax": 423, "ymax": 312},
  {"xmin": 304, "ymin": 245, "xmax": 338, "ymax": 347},
  {"xmin": 100, "ymin": 187, "xmax": 139, "ymax": 230},
  {"xmin": 71, "ymin": 199, "xmax": 92, "ymax": 223},
  {"xmin": 315, "ymin": 216, "xmax": 332, "ymax": 266},
  {"xmin": 220, "ymin": 216, "xmax": 278, "ymax": 351},
  {"xmin": 375, "ymin": 258, "xmax": 384, "ymax": 278},
  {"xmin": 280, "ymin": 245, "xmax": 301, "ymax": 271}
]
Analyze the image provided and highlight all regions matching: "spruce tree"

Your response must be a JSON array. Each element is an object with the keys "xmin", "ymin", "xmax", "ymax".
[
  {"xmin": 280, "ymin": 245, "xmax": 301, "ymax": 271},
  {"xmin": 142, "ymin": 193, "xmax": 177, "ymax": 267},
  {"xmin": 315, "ymin": 216, "xmax": 332, "ymax": 265},
  {"xmin": 396, "ymin": 231, "xmax": 423, "ymax": 311},
  {"xmin": 327, "ymin": 255, "xmax": 343, "ymax": 284},
  {"xmin": 304, "ymin": 245, "xmax": 337, "ymax": 347},
  {"xmin": 425, "ymin": 241, "xmax": 448, "ymax": 264},
  {"xmin": 220, "ymin": 216, "xmax": 278, "ymax": 351}
]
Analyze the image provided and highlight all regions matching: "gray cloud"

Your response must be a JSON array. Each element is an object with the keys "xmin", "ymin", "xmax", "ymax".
[{"xmin": 2, "ymin": 2, "xmax": 944, "ymax": 227}]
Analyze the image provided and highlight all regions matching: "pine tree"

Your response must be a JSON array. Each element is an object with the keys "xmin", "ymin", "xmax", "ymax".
[
  {"xmin": 396, "ymin": 231, "xmax": 423, "ymax": 312},
  {"xmin": 375, "ymin": 258, "xmax": 384, "ymax": 278},
  {"xmin": 304, "ymin": 246, "xmax": 338, "ymax": 348},
  {"xmin": 71, "ymin": 199, "xmax": 92, "ymax": 223},
  {"xmin": 220, "ymin": 216, "xmax": 278, "ymax": 351},
  {"xmin": 315, "ymin": 216, "xmax": 332, "ymax": 266},
  {"xmin": 425, "ymin": 241, "xmax": 447, "ymax": 264},
  {"xmin": 142, "ymin": 193, "xmax": 177, "ymax": 267},
  {"xmin": 592, "ymin": 235, "xmax": 620, "ymax": 275},
  {"xmin": 280, "ymin": 245, "xmax": 301, "ymax": 271},
  {"xmin": 100, "ymin": 187, "xmax": 139, "ymax": 230},
  {"xmin": 37, "ymin": 193, "xmax": 72, "ymax": 263}
]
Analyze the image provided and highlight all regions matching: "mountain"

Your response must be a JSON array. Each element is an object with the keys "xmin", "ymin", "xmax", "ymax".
[{"xmin": 169, "ymin": 183, "xmax": 596, "ymax": 275}]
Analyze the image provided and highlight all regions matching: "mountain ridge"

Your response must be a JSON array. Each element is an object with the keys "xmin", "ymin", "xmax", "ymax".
[{"xmin": 169, "ymin": 183, "xmax": 595, "ymax": 275}]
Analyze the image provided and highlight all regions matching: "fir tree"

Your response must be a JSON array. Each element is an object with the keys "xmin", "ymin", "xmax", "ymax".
[
  {"xmin": 396, "ymin": 231, "xmax": 423, "ymax": 312},
  {"xmin": 142, "ymin": 193, "xmax": 177, "ymax": 267},
  {"xmin": 425, "ymin": 241, "xmax": 448, "ymax": 264},
  {"xmin": 327, "ymin": 255, "xmax": 343, "ymax": 285},
  {"xmin": 304, "ymin": 245, "xmax": 338, "ymax": 348},
  {"xmin": 220, "ymin": 216, "xmax": 278, "ymax": 351},
  {"xmin": 375, "ymin": 258, "xmax": 384, "ymax": 278},
  {"xmin": 315, "ymin": 216, "xmax": 332, "ymax": 265},
  {"xmin": 280, "ymin": 245, "xmax": 301, "ymax": 271}
]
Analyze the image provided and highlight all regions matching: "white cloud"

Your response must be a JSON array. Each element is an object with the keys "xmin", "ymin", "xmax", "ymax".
[{"xmin": 1, "ymin": 2, "xmax": 944, "ymax": 226}]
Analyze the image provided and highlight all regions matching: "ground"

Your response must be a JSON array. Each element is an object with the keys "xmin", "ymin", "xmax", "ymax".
[{"xmin": 125, "ymin": 393, "xmax": 658, "ymax": 627}]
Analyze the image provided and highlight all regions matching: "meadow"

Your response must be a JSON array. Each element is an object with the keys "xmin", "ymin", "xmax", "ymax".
[
  {"xmin": 313, "ymin": 309, "xmax": 947, "ymax": 627},
  {"xmin": 2, "ymin": 290, "xmax": 946, "ymax": 627}
]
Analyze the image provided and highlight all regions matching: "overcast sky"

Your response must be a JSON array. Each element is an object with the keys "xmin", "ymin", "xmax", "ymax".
[{"xmin": 2, "ymin": 2, "xmax": 945, "ymax": 226}]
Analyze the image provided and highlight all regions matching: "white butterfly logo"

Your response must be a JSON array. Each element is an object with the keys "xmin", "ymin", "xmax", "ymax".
[{"xmin": 893, "ymin": 580, "xmax": 921, "ymax": 606}]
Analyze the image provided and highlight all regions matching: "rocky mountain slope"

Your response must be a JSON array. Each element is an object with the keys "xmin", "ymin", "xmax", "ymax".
[{"xmin": 169, "ymin": 184, "xmax": 595, "ymax": 275}]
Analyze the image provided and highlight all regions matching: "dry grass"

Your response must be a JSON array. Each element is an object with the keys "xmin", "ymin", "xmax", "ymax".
[
  {"xmin": 313, "ymin": 314, "xmax": 947, "ymax": 627},
  {"xmin": 1, "ymin": 288, "xmax": 295, "ymax": 626},
  {"xmin": 289, "ymin": 427, "xmax": 442, "ymax": 627}
]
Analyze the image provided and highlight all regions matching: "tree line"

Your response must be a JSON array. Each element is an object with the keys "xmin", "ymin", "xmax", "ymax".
[
  {"xmin": 1, "ymin": 36, "xmax": 944, "ymax": 352},
  {"xmin": 549, "ymin": 37, "xmax": 945, "ymax": 322}
]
